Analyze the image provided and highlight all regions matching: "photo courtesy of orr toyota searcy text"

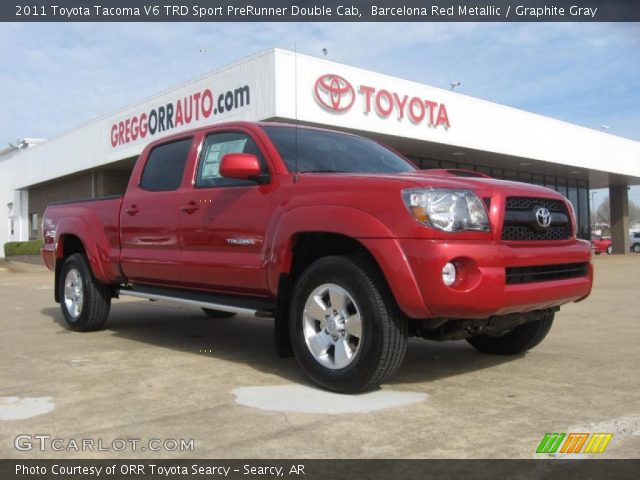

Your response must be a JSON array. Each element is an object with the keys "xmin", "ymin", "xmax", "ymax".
[{"xmin": 110, "ymin": 85, "xmax": 250, "ymax": 147}]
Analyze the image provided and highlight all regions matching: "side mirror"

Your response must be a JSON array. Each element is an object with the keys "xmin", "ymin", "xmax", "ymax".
[{"xmin": 219, "ymin": 153, "xmax": 261, "ymax": 181}]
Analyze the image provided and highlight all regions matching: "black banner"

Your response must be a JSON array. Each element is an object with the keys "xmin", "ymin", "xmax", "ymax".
[
  {"xmin": 2, "ymin": 460, "xmax": 640, "ymax": 480},
  {"xmin": 3, "ymin": 0, "xmax": 640, "ymax": 22}
]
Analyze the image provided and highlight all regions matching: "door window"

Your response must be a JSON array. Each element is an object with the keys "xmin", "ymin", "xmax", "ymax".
[{"xmin": 196, "ymin": 132, "xmax": 266, "ymax": 188}]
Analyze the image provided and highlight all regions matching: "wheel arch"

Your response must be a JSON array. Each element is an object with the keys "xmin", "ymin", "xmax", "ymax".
[
  {"xmin": 54, "ymin": 233, "xmax": 87, "ymax": 302},
  {"xmin": 53, "ymin": 217, "xmax": 112, "ymax": 302},
  {"xmin": 268, "ymin": 206, "xmax": 429, "ymax": 356},
  {"xmin": 273, "ymin": 231, "xmax": 384, "ymax": 357}
]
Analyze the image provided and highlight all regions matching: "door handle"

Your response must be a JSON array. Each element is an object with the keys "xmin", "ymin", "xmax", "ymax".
[
  {"xmin": 125, "ymin": 205, "xmax": 139, "ymax": 216},
  {"xmin": 181, "ymin": 201, "xmax": 199, "ymax": 214}
]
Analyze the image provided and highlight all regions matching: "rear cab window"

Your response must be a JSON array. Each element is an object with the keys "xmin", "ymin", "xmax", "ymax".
[{"xmin": 140, "ymin": 138, "xmax": 193, "ymax": 191}]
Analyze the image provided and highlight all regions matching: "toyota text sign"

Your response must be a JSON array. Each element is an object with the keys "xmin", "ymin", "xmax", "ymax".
[{"xmin": 314, "ymin": 73, "xmax": 450, "ymax": 129}]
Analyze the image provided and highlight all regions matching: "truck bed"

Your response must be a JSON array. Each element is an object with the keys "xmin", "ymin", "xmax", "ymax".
[{"xmin": 42, "ymin": 195, "xmax": 124, "ymax": 284}]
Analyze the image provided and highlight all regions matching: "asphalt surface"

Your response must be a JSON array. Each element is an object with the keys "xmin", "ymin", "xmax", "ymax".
[{"xmin": 0, "ymin": 255, "xmax": 638, "ymax": 459}]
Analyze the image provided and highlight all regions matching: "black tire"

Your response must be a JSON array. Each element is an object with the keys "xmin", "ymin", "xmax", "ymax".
[
  {"xmin": 202, "ymin": 308, "xmax": 236, "ymax": 319},
  {"xmin": 633, "ymin": 244, "xmax": 640, "ymax": 253},
  {"xmin": 289, "ymin": 255, "xmax": 408, "ymax": 393},
  {"xmin": 606, "ymin": 245, "xmax": 613, "ymax": 254},
  {"xmin": 58, "ymin": 253, "xmax": 111, "ymax": 331},
  {"xmin": 466, "ymin": 312, "xmax": 554, "ymax": 355}
]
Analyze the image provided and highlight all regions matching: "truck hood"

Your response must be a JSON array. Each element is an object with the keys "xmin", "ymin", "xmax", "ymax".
[{"xmin": 299, "ymin": 170, "xmax": 565, "ymax": 199}]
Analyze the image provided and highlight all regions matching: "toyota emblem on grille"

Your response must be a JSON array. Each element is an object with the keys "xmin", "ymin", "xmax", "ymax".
[{"xmin": 535, "ymin": 207, "xmax": 552, "ymax": 228}]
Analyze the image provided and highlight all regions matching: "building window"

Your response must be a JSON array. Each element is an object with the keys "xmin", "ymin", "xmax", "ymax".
[
  {"xmin": 504, "ymin": 169, "xmax": 518, "ymax": 181},
  {"xmin": 440, "ymin": 160, "xmax": 457, "ymax": 169},
  {"xmin": 556, "ymin": 177, "xmax": 568, "ymax": 198},
  {"xmin": 532, "ymin": 174, "xmax": 544, "ymax": 186},
  {"xmin": 544, "ymin": 175, "xmax": 556, "ymax": 190},
  {"xmin": 419, "ymin": 158, "xmax": 440, "ymax": 169},
  {"xmin": 518, "ymin": 172, "xmax": 533, "ymax": 182},
  {"xmin": 578, "ymin": 186, "xmax": 590, "ymax": 240},
  {"xmin": 30, "ymin": 213, "xmax": 38, "ymax": 239}
]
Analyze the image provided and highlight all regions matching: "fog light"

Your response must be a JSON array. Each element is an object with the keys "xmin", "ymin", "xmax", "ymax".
[{"xmin": 442, "ymin": 262, "xmax": 457, "ymax": 286}]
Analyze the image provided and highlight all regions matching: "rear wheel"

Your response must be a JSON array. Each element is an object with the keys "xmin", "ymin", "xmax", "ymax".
[
  {"xmin": 606, "ymin": 245, "xmax": 613, "ymax": 254},
  {"xmin": 633, "ymin": 244, "xmax": 640, "ymax": 253},
  {"xmin": 466, "ymin": 312, "xmax": 554, "ymax": 355},
  {"xmin": 202, "ymin": 308, "xmax": 236, "ymax": 319},
  {"xmin": 58, "ymin": 253, "xmax": 111, "ymax": 331},
  {"xmin": 289, "ymin": 255, "xmax": 407, "ymax": 393}
]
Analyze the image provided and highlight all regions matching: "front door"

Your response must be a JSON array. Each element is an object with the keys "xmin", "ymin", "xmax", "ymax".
[{"xmin": 179, "ymin": 130, "xmax": 273, "ymax": 294}]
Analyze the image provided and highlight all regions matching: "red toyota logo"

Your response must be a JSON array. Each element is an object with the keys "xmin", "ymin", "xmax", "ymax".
[{"xmin": 314, "ymin": 74, "xmax": 355, "ymax": 112}]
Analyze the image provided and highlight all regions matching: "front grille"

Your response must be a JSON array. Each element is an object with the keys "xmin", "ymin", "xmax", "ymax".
[
  {"xmin": 502, "ymin": 196, "xmax": 571, "ymax": 241},
  {"xmin": 505, "ymin": 197, "xmax": 565, "ymax": 211},
  {"xmin": 502, "ymin": 226, "xmax": 571, "ymax": 241},
  {"xmin": 505, "ymin": 263, "xmax": 588, "ymax": 285}
]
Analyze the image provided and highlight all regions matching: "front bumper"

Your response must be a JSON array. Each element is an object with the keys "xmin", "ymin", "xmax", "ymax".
[{"xmin": 397, "ymin": 239, "xmax": 593, "ymax": 319}]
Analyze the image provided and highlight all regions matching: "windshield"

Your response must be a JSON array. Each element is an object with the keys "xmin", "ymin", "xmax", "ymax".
[{"xmin": 262, "ymin": 126, "xmax": 416, "ymax": 174}]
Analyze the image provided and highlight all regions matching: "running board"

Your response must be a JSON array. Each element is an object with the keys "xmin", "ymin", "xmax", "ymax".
[{"xmin": 117, "ymin": 286, "xmax": 275, "ymax": 318}]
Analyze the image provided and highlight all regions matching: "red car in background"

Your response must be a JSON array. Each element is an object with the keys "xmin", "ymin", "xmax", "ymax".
[{"xmin": 591, "ymin": 235, "xmax": 613, "ymax": 254}]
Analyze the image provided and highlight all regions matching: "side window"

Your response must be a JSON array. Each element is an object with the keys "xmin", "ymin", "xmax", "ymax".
[
  {"xmin": 196, "ymin": 132, "xmax": 266, "ymax": 188},
  {"xmin": 140, "ymin": 138, "xmax": 192, "ymax": 191}
]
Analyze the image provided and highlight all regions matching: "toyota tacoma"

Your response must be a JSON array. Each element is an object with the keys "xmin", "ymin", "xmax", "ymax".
[{"xmin": 42, "ymin": 122, "xmax": 593, "ymax": 392}]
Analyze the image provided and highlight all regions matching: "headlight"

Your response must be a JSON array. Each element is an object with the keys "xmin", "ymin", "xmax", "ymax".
[{"xmin": 402, "ymin": 188, "xmax": 490, "ymax": 232}]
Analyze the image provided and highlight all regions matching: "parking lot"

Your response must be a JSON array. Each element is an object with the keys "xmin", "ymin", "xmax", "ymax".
[{"xmin": 1, "ymin": 255, "xmax": 638, "ymax": 459}]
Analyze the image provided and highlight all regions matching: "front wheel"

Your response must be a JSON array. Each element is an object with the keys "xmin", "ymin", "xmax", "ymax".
[
  {"xmin": 289, "ymin": 255, "xmax": 408, "ymax": 393},
  {"xmin": 466, "ymin": 312, "xmax": 554, "ymax": 355},
  {"xmin": 606, "ymin": 245, "xmax": 613, "ymax": 254},
  {"xmin": 58, "ymin": 253, "xmax": 111, "ymax": 331},
  {"xmin": 633, "ymin": 244, "xmax": 640, "ymax": 253}
]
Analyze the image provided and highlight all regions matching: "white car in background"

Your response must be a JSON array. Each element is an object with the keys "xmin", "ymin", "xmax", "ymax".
[{"xmin": 631, "ymin": 232, "xmax": 640, "ymax": 253}]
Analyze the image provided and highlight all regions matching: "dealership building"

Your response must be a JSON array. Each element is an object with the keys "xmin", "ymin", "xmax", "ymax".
[{"xmin": 1, "ymin": 48, "xmax": 639, "ymax": 257}]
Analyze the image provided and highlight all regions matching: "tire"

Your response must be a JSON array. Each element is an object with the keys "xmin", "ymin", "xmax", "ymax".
[
  {"xmin": 606, "ymin": 245, "xmax": 613, "ymax": 255},
  {"xmin": 289, "ymin": 255, "xmax": 408, "ymax": 393},
  {"xmin": 58, "ymin": 253, "xmax": 111, "ymax": 331},
  {"xmin": 466, "ymin": 312, "xmax": 554, "ymax": 355},
  {"xmin": 202, "ymin": 308, "xmax": 236, "ymax": 319},
  {"xmin": 633, "ymin": 244, "xmax": 640, "ymax": 253}
]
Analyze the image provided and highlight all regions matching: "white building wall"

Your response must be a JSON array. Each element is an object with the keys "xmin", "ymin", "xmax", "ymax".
[
  {"xmin": 0, "ymin": 149, "xmax": 31, "ymax": 251},
  {"xmin": 11, "ymin": 50, "xmax": 278, "ymax": 190},
  {"xmin": 1, "ymin": 48, "xmax": 640, "ymax": 258},
  {"xmin": 0, "ymin": 49, "xmax": 279, "ymax": 257},
  {"xmin": 274, "ymin": 50, "xmax": 640, "ymax": 178}
]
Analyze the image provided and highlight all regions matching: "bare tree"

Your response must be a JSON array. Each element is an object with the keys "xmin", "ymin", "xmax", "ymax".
[{"xmin": 593, "ymin": 196, "xmax": 640, "ymax": 226}]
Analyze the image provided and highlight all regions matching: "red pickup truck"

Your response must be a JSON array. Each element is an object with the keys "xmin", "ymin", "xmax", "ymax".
[{"xmin": 42, "ymin": 122, "xmax": 593, "ymax": 392}]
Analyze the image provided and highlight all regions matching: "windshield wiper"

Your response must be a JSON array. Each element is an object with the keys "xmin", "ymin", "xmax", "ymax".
[{"xmin": 301, "ymin": 169, "xmax": 345, "ymax": 173}]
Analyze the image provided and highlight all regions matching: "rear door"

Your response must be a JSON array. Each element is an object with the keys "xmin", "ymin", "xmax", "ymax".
[
  {"xmin": 119, "ymin": 137, "xmax": 194, "ymax": 286},
  {"xmin": 179, "ymin": 129, "xmax": 274, "ymax": 294}
]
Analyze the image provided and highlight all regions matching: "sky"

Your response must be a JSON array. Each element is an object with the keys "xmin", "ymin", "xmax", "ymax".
[{"xmin": 1, "ymin": 22, "xmax": 639, "ymax": 206}]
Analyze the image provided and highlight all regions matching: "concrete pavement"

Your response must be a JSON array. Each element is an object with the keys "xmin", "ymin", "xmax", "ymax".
[{"xmin": 0, "ymin": 256, "xmax": 638, "ymax": 459}]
